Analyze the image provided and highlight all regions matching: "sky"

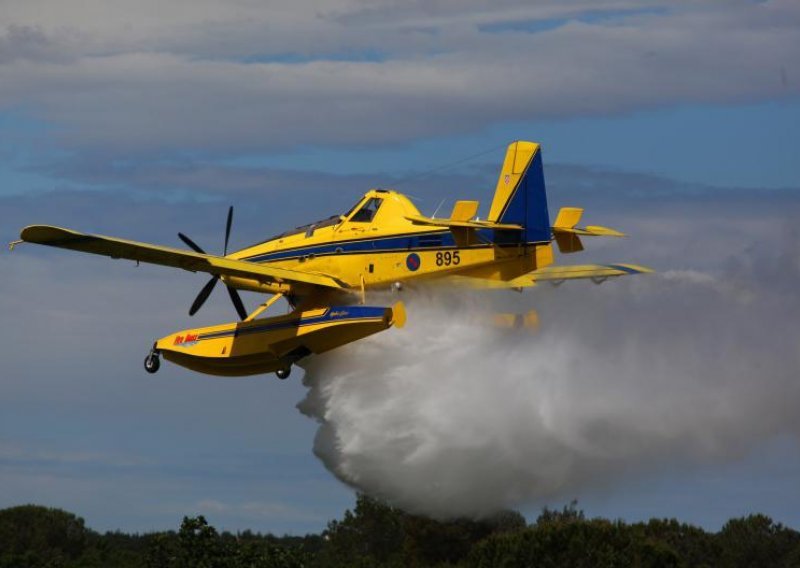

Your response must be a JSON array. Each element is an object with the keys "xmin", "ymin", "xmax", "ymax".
[{"xmin": 0, "ymin": 0, "xmax": 799, "ymax": 534}]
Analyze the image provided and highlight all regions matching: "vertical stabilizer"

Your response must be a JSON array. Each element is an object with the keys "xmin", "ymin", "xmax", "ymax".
[{"xmin": 487, "ymin": 141, "xmax": 550, "ymax": 243}]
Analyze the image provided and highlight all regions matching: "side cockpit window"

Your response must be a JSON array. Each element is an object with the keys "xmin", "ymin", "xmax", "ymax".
[{"xmin": 350, "ymin": 197, "xmax": 383, "ymax": 223}]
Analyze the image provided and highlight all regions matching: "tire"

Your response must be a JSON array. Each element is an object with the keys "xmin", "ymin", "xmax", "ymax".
[{"xmin": 144, "ymin": 354, "xmax": 160, "ymax": 374}]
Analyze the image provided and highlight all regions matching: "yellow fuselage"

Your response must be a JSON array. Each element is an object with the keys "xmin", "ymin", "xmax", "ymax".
[{"xmin": 226, "ymin": 190, "xmax": 554, "ymax": 303}]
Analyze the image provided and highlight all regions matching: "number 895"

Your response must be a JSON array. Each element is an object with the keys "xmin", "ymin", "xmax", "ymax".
[{"xmin": 435, "ymin": 251, "xmax": 460, "ymax": 266}]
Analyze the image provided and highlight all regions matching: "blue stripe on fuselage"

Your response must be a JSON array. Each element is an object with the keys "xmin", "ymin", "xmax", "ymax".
[
  {"xmin": 241, "ymin": 227, "xmax": 547, "ymax": 264},
  {"xmin": 243, "ymin": 230, "xmax": 456, "ymax": 263}
]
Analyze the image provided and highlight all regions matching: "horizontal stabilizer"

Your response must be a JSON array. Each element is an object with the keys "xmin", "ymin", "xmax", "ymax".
[
  {"xmin": 405, "ymin": 215, "xmax": 522, "ymax": 231},
  {"xmin": 552, "ymin": 225, "xmax": 626, "ymax": 238},
  {"xmin": 551, "ymin": 206, "xmax": 625, "ymax": 253},
  {"xmin": 584, "ymin": 225, "xmax": 626, "ymax": 237},
  {"xmin": 448, "ymin": 263, "xmax": 652, "ymax": 289}
]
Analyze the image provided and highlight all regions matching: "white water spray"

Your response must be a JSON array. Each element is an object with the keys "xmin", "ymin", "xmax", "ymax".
[{"xmin": 298, "ymin": 250, "xmax": 800, "ymax": 518}]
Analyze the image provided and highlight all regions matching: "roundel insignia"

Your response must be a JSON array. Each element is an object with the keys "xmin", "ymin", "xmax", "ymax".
[{"xmin": 406, "ymin": 253, "xmax": 421, "ymax": 272}]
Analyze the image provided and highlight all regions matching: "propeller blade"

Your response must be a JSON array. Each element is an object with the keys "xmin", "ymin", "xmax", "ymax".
[
  {"xmin": 183, "ymin": 207, "xmax": 240, "ymax": 318},
  {"xmin": 179, "ymin": 232, "xmax": 206, "ymax": 254},
  {"xmin": 226, "ymin": 285, "xmax": 248, "ymax": 321},
  {"xmin": 189, "ymin": 276, "xmax": 219, "ymax": 316},
  {"xmin": 224, "ymin": 205, "xmax": 233, "ymax": 256}
]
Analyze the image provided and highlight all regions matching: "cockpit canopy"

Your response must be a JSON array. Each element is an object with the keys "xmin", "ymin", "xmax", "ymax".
[
  {"xmin": 349, "ymin": 197, "xmax": 383, "ymax": 223},
  {"xmin": 259, "ymin": 189, "xmax": 420, "ymax": 244},
  {"xmin": 264, "ymin": 214, "xmax": 341, "ymax": 242}
]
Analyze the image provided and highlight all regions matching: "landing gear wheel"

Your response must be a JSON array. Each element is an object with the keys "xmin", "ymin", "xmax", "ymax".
[
  {"xmin": 275, "ymin": 366, "xmax": 291, "ymax": 380},
  {"xmin": 144, "ymin": 352, "xmax": 160, "ymax": 374}
]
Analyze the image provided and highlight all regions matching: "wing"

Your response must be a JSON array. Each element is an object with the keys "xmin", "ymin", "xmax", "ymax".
[
  {"xmin": 449, "ymin": 263, "xmax": 653, "ymax": 289},
  {"xmin": 19, "ymin": 225, "xmax": 347, "ymax": 290}
]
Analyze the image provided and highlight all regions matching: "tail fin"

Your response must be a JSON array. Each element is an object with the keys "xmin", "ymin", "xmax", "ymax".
[{"xmin": 487, "ymin": 141, "xmax": 551, "ymax": 243}]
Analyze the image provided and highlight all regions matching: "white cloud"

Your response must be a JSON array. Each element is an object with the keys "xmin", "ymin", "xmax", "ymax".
[{"xmin": 0, "ymin": 1, "xmax": 797, "ymax": 158}]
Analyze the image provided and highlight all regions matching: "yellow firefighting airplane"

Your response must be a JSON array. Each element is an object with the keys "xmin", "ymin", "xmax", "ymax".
[{"xmin": 12, "ymin": 141, "xmax": 650, "ymax": 379}]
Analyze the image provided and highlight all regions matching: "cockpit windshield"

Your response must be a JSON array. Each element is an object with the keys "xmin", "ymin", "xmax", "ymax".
[{"xmin": 349, "ymin": 197, "xmax": 383, "ymax": 223}]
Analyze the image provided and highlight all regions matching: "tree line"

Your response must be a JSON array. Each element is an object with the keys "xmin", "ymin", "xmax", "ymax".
[{"xmin": 2, "ymin": 496, "xmax": 799, "ymax": 567}]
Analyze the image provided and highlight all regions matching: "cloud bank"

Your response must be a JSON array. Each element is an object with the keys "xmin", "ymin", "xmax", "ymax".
[{"xmin": 1, "ymin": 0, "xmax": 798, "ymax": 158}]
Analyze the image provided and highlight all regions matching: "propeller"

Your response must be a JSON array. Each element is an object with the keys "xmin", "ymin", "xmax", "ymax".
[{"xmin": 179, "ymin": 206, "xmax": 248, "ymax": 320}]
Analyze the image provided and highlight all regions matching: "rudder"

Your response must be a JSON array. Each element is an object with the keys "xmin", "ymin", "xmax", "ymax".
[{"xmin": 487, "ymin": 141, "xmax": 551, "ymax": 243}]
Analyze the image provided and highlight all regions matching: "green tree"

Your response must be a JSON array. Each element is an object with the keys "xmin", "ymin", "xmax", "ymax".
[
  {"xmin": 402, "ymin": 510, "xmax": 526, "ymax": 567},
  {"xmin": 177, "ymin": 516, "xmax": 231, "ymax": 567},
  {"xmin": 6, "ymin": 501, "xmax": 800, "ymax": 568},
  {"xmin": 0, "ymin": 505, "xmax": 91, "ymax": 567},
  {"xmin": 146, "ymin": 531, "xmax": 179, "ymax": 568},
  {"xmin": 640, "ymin": 518, "xmax": 720, "ymax": 568},
  {"xmin": 717, "ymin": 514, "xmax": 800, "ymax": 568},
  {"xmin": 316, "ymin": 494, "xmax": 527, "ymax": 568},
  {"xmin": 468, "ymin": 508, "xmax": 681, "ymax": 568},
  {"xmin": 316, "ymin": 494, "xmax": 405, "ymax": 567},
  {"xmin": 145, "ymin": 517, "xmax": 310, "ymax": 568}
]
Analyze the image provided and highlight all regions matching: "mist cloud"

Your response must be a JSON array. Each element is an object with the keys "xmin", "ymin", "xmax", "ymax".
[{"xmin": 298, "ymin": 232, "xmax": 800, "ymax": 518}]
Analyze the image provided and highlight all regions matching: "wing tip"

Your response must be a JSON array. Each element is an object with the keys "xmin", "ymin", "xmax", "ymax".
[
  {"xmin": 608, "ymin": 263, "xmax": 654, "ymax": 274},
  {"xmin": 20, "ymin": 225, "xmax": 74, "ymax": 243}
]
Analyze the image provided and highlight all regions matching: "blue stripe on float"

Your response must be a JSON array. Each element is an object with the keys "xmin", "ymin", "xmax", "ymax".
[{"xmin": 198, "ymin": 306, "xmax": 389, "ymax": 340}]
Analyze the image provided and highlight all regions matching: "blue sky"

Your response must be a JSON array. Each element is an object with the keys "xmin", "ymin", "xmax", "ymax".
[
  {"xmin": 3, "ymin": 100, "xmax": 800, "ymax": 196},
  {"xmin": 1, "ymin": 0, "xmax": 799, "ymax": 534}
]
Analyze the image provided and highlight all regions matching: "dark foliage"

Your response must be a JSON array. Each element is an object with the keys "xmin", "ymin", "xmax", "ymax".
[
  {"xmin": 0, "ymin": 505, "xmax": 90, "ymax": 568},
  {"xmin": 2, "ymin": 498, "xmax": 800, "ymax": 567},
  {"xmin": 316, "ymin": 494, "xmax": 526, "ymax": 567}
]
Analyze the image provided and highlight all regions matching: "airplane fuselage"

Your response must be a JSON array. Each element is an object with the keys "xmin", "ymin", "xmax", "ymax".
[{"xmin": 226, "ymin": 189, "xmax": 555, "ymax": 300}]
